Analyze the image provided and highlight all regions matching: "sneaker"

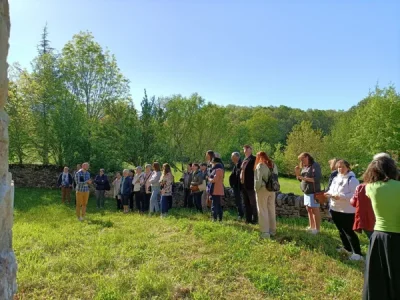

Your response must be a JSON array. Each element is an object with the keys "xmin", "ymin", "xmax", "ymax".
[
  {"xmin": 306, "ymin": 227, "xmax": 313, "ymax": 232},
  {"xmin": 260, "ymin": 233, "xmax": 271, "ymax": 239},
  {"xmin": 349, "ymin": 253, "xmax": 364, "ymax": 261},
  {"xmin": 311, "ymin": 229, "xmax": 319, "ymax": 235},
  {"xmin": 77, "ymin": 217, "xmax": 81, "ymax": 221}
]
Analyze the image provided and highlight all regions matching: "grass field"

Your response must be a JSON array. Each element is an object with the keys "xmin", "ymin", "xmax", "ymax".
[{"xmin": 13, "ymin": 187, "xmax": 367, "ymax": 300}]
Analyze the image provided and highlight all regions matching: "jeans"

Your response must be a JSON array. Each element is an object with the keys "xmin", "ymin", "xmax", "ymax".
[
  {"xmin": 161, "ymin": 195, "xmax": 172, "ymax": 214},
  {"xmin": 233, "ymin": 186, "xmax": 244, "ymax": 218},
  {"xmin": 193, "ymin": 192, "xmax": 203, "ymax": 213},
  {"xmin": 211, "ymin": 195, "xmax": 223, "ymax": 221},
  {"xmin": 242, "ymin": 188, "xmax": 258, "ymax": 224},
  {"xmin": 184, "ymin": 188, "xmax": 194, "ymax": 208},
  {"xmin": 95, "ymin": 190, "xmax": 105, "ymax": 208},
  {"xmin": 331, "ymin": 210, "xmax": 362, "ymax": 255},
  {"xmin": 149, "ymin": 186, "xmax": 160, "ymax": 213}
]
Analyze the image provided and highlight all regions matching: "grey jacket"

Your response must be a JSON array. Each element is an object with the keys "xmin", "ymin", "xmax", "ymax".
[{"xmin": 191, "ymin": 170, "xmax": 204, "ymax": 193}]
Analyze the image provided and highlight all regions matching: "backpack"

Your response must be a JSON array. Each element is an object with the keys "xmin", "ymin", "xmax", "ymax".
[{"xmin": 263, "ymin": 165, "xmax": 280, "ymax": 192}]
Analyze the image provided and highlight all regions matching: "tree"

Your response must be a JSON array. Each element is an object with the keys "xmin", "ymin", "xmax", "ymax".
[
  {"xmin": 245, "ymin": 109, "xmax": 280, "ymax": 146},
  {"xmin": 60, "ymin": 31, "xmax": 130, "ymax": 121},
  {"xmin": 283, "ymin": 121, "xmax": 325, "ymax": 175}
]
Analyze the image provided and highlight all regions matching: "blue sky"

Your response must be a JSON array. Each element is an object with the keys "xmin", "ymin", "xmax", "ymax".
[{"xmin": 8, "ymin": 0, "xmax": 400, "ymax": 110}]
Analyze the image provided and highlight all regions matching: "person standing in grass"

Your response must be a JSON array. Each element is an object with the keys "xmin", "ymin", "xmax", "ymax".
[
  {"xmin": 160, "ymin": 163, "xmax": 174, "ymax": 217},
  {"xmin": 230, "ymin": 152, "xmax": 244, "ymax": 221},
  {"xmin": 181, "ymin": 163, "xmax": 193, "ymax": 208},
  {"xmin": 57, "ymin": 167, "xmax": 73, "ymax": 204},
  {"xmin": 350, "ymin": 182, "xmax": 375, "ymax": 240},
  {"xmin": 324, "ymin": 160, "xmax": 363, "ymax": 260},
  {"xmin": 208, "ymin": 157, "xmax": 225, "ymax": 222},
  {"xmin": 94, "ymin": 168, "xmax": 109, "ymax": 209},
  {"xmin": 143, "ymin": 164, "xmax": 152, "ymax": 213},
  {"xmin": 190, "ymin": 163, "xmax": 204, "ymax": 213},
  {"xmin": 240, "ymin": 145, "xmax": 257, "ymax": 224},
  {"xmin": 120, "ymin": 169, "xmax": 132, "ymax": 214},
  {"xmin": 254, "ymin": 152, "xmax": 278, "ymax": 239},
  {"xmin": 128, "ymin": 169, "xmax": 135, "ymax": 211},
  {"xmin": 200, "ymin": 163, "xmax": 209, "ymax": 211},
  {"xmin": 133, "ymin": 166, "xmax": 144, "ymax": 212},
  {"xmin": 149, "ymin": 162, "xmax": 162, "ymax": 214},
  {"xmin": 74, "ymin": 162, "xmax": 92, "ymax": 221},
  {"xmin": 72, "ymin": 163, "xmax": 81, "ymax": 205},
  {"xmin": 362, "ymin": 156, "xmax": 400, "ymax": 300},
  {"xmin": 113, "ymin": 172, "xmax": 122, "ymax": 210},
  {"xmin": 295, "ymin": 152, "xmax": 322, "ymax": 234}
]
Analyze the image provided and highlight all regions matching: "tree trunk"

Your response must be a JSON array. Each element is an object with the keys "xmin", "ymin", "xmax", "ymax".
[{"xmin": 0, "ymin": 1, "xmax": 18, "ymax": 298}]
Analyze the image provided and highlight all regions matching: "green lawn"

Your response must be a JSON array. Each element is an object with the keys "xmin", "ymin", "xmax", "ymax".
[{"xmin": 13, "ymin": 188, "xmax": 366, "ymax": 299}]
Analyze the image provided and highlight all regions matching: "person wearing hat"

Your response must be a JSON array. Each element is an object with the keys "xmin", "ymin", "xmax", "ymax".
[
  {"xmin": 208, "ymin": 157, "xmax": 225, "ymax": 222},
  {"xmin": 133, "ymin": 166, "xmax": 144, "ymax": 212}
]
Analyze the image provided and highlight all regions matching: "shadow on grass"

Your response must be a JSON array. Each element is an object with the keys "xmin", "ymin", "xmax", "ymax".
[{"xmin": 86, "ymin": 218, "xmax": 114, "ymax": 228}]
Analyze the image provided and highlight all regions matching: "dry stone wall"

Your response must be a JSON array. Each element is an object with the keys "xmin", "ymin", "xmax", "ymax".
[{"xmin": 0, "ymin": 1, "xmax": 18, "ymax": 299}]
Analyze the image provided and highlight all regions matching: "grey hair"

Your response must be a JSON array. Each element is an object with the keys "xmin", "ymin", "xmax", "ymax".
[
  {"xmin": 231, "ymin": 152, "xmax": 240, "ymax": 158},
  {"xmin": 100, "ymin": 168, "xmax": 105, "ymax": 173},
  {"xmin": 122, "ymin": 169, "xmax": 130, "ymax": 174},
  {"xmin": 145, "ymin": 164, "xmax": 152, "ymax": 169},
  {"xmin": 136, "ymin": 166, "xmax": 142, "ymax": 171},
  {"xmin": 373, "ymin": 153, "xmax": 391, "ymax": 160}
]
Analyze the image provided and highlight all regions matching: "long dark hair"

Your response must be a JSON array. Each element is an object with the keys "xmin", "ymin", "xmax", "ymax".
[
  {"xmin": 162, "ymin": 163, "xmax": 171, "ymax": 175},
  {"xmin": 152, "ymin": 162, "xmax": 161, "ymax": 172},
  {"xmin": 363, "ymin": 157, "xmax": 398, "ymax": 183},
  {"xmin": 298, "ymin": 152, "xmax": 315, "ymax": 167}
]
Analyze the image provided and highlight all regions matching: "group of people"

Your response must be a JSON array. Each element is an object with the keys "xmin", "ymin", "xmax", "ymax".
[
  {"xmin": 58, "ymin": 146, "xmax": 399, "ymax": 300},
  {"xmin": 295, "ymin": 152, "xmax": 399, "ymax": 299}
]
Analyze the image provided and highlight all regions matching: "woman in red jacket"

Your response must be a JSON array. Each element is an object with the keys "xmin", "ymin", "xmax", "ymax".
[{"xmin": 350, "ymin": 183, "xmax": 375, "ymax": 239}]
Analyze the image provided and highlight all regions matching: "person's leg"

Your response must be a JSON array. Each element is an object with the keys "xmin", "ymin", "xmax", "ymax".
[
  {"xmin": 267, "ymin": 191, "xmax": 277, "ymax": 235},
  {"xmin": 196, "ymin": 193, "xmax": 203, "ymax": 213},
  {"xmin": 312, "ymin": 207, "xmax": 321, "ymax": 231},
  {"xmin": 160, "ymin": 195, "xmax": 166, "ymax": 215},
  {"xmin": 306, "ymin": 206, "xmax": 315, "ymax": 229},
  {"xmin": 242, "ymin": 189, "xmax": 252, "ymax": 223},
  {"xmin": 188, "ymin": 192, "xmax": 194, "ymax": 208},
  {"xmin": 95, "ymin": 190, "xmax": 100, "ymax": 208},
  {"xmin": 145, "ymin": 193, "xmax": 151, "ymax": 212},
  {"xmin": 168, "ymin": 195, "xmax": 172, "ymax": 209},
  {"xmin": 256, "ymin": 188, "xmax": 269, "ymax": 236},
  {"xmin": 248, "ymin": 189, "xmax": 258, "ymax": 224},
  {"xmin": 115, "ymin": 196, "xmax": 119, "ymax": 210},
  {"xmin": 129, "ymin": 192, "xmax": 134, "ymax": 211},
  {"xmin": 66, "ymin": 188, "xmax": 71, "ymax": 203},
  {"xmin": 341, "ymin": 213, "xmax": 362, "ymax": 255},
  {"xmin": 183, "ymin": 188, "xmax": 189, "ymax": 208},
  {"xmin": 331, "ymin": 210, "xmax": 353, "ymax": 252},
  {"xmin": 101, "ymin": 190, "xmax": 105, "ymax": 208},
  {"xmin": 234, "ymin": 187, "xmax": 244, "ymax": 218},
  {"xmin": 211, "ymin": 195, "xmax": 221, "ymax": 221},
  {"xmin": 76, "ymin": 191, "xmax": 82, "ymax": 219},
  {"xmin": 61, "ymin": 187, "xmax": 66, "ymax": 203},
  {"xmin": 201, "ymin": 192, "xmax": 207, "ymax": 212},
  {"xmin": 81, "ymin": 191, "xmax": 89, "ymax": 219}
]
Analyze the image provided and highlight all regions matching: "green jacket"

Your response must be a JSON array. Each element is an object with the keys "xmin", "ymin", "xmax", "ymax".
[{"xmin": 254, "ymin": 163, "xmax": 278, "ymax": 192}]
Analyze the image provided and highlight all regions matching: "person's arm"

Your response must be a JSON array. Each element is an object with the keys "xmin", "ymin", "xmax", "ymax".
[
  {"xmin": 254, "ymin": 167, "xmax": 262, "ymax": 191},
  {"xmin": 350, "ymin": 185, "xmax": 359, "ymax": 207},
  {"xmin": 209, "ymin": 169, "xmax": 222, "ymax": 183},
  {"xmin": 94, "ymin": 175, "xmax": 100, "ymax": 185}
]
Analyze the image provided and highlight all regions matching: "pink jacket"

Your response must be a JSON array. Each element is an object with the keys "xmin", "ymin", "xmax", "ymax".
[{"xmin": 210, "ymin": 168, "xmax": 224, "ymax": 196}]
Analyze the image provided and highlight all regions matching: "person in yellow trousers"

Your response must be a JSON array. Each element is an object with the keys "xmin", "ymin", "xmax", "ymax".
[{"xmin": 74, "ymin": 162, "xmax": 92, "ymax": 221}]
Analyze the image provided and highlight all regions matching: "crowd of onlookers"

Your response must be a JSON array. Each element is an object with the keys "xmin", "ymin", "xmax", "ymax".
[{"xmin": 58, "ymin": 146, "xmax": 399, "ymax": 300}]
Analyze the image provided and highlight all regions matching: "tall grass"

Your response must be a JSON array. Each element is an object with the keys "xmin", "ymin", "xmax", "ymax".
[{"xmin": 13, "ymin": 188, "xmax": 366, "ymax": 299}]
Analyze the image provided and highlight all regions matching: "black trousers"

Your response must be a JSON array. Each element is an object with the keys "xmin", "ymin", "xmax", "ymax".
[
  {"xmin": 193, "ymin": 192, "xmax": 203, "ymax": 213},
  {"xmin": 143, "ymin": 193, "xmax": 151, "ymax": 212},
  {"xmin": 363, "ymin": 231, "xmax": 400, "ymax": 300},
  {"xmin": 242, "ymin": 188, "xmax": 258, "ymax": 224},
  {"xmin": 330, "ymin": 210, "xmax": 361, "ymax": 255},
  {"xmin": 184, "ymin": 188, "xmax": 193, "ymax": 208},
  {"xmin": 134, "ymin": 191, "xmax": 145, "ymax": 212},
  {"xmin": 116, "ymin": 196, "xmax": 122, "ymax": 210},
  {"xmin": 233, "ymin": 186, "xmax": 244, "ymax": 218},
  {"xmin": 129, "ymin": 192, "xmax": 134, "ymax": 210}
]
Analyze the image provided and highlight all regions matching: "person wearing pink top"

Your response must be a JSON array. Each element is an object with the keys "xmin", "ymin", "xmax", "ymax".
[{"xmin": 208, "ymin": 157, "xmax": 225, "ymax": 222}]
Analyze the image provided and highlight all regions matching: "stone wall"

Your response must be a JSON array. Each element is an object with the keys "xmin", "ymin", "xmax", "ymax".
[
  {"xmin": 9, "ymin": 164, "xmax": 64, "ymax": 188},
  {"xmin": 0, "ymin": 1, "xmax": 17, "ymax": 299}
]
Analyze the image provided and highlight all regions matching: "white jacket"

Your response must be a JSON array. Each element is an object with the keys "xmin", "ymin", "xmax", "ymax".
[{"xmin": 327, "ymin": 171, "xmax": 359, "ymax": 213}]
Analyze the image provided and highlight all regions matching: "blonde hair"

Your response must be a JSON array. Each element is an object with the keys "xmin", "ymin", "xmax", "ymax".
[{"xmin": 328, "ymin": 158, "xmax": 337, "ymax": 171}]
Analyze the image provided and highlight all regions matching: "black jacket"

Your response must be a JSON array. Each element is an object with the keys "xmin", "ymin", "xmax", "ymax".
[
  {"xmin": 94, "ymin": 174, "xmax": 109, "ymax": 191},
  {"xmin": 57, "ymin": 173, "xmax": 73, "ymax": 187},
  {"xmin": 241, "ymin": 155, "xmax": 256, "ymax": 190},
  {"xmin": 229, "ymin": 159, "xmax": 242, "ymax": 189}
]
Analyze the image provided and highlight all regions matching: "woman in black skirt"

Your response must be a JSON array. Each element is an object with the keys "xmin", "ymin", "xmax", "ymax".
[{"xmin": 362, "ymin": 155, "xmax": 400, "ymax": 300}]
